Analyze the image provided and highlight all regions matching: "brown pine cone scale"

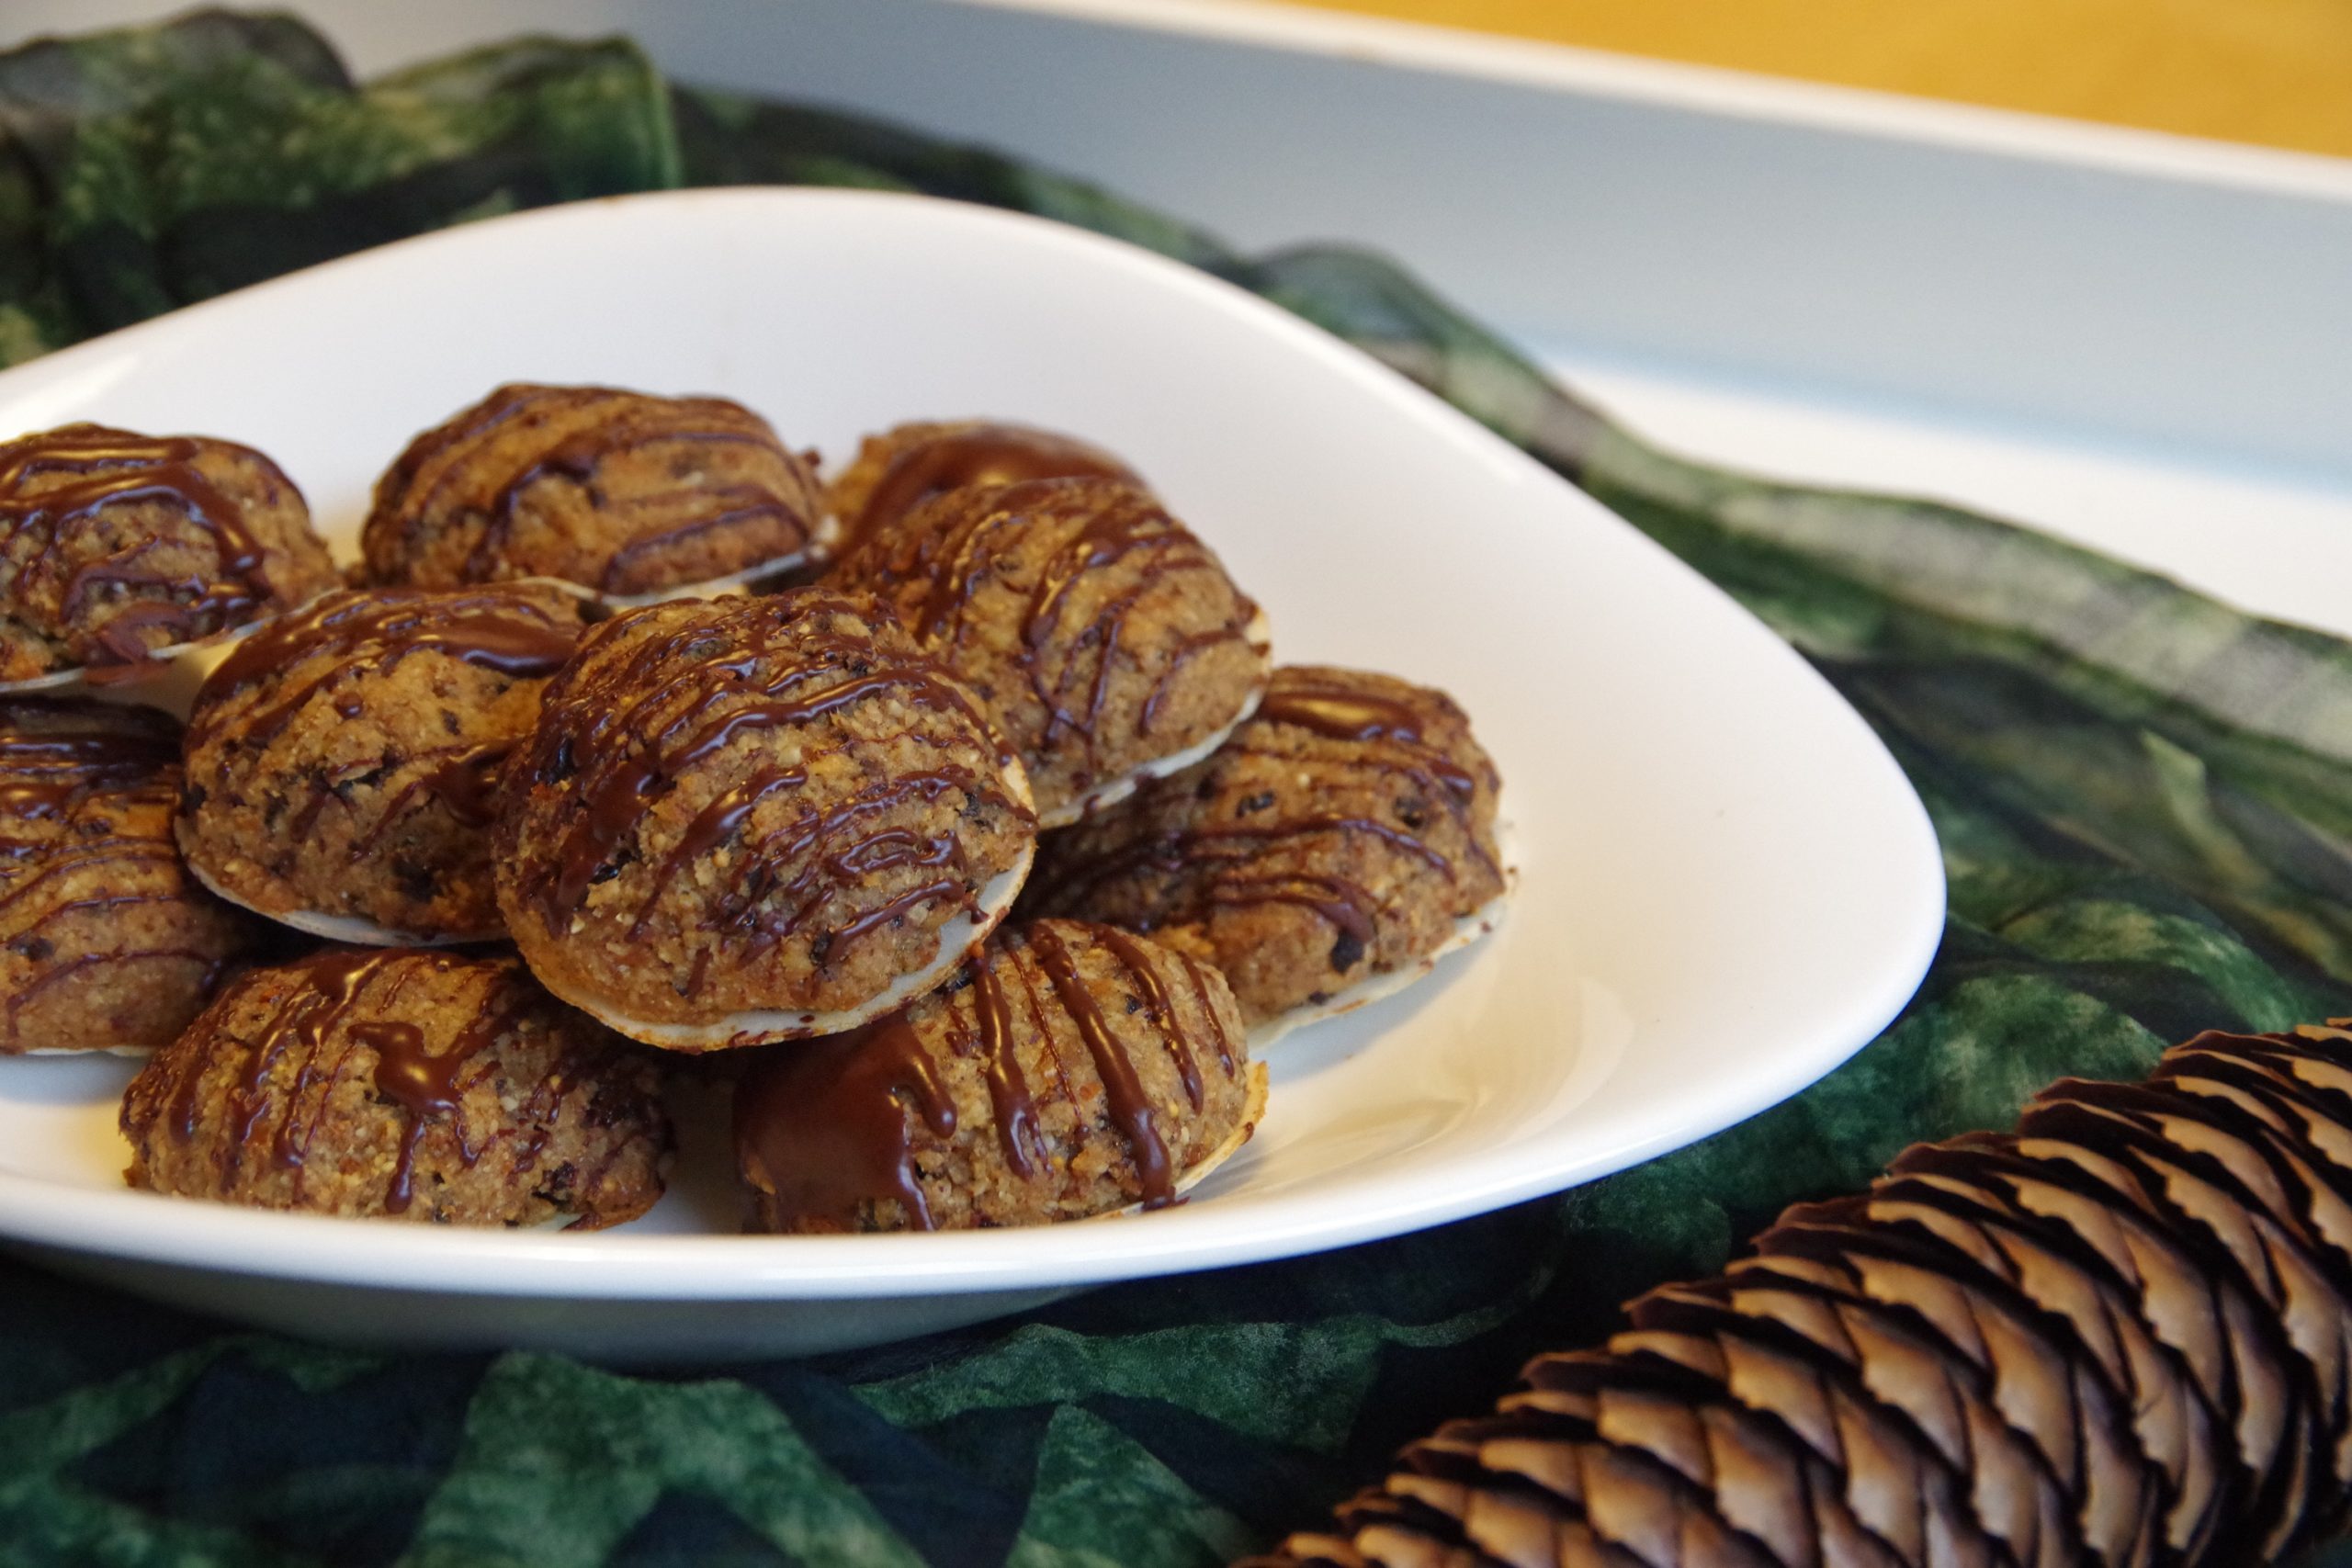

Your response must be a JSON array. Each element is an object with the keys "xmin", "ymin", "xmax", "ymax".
[{"xmin": 1240, "ymin": 1024, "xmax": 2352, "ymax": 1568}]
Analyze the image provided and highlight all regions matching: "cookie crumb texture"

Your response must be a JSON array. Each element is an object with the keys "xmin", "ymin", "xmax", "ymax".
[
  {"xmin": 119, "ymin": 948, "xmax": 672, "ymax": 1227},
  {"xmin": 494, "ymin": 591, "xmax": 1036, "ymax": 1042},
  {"xmin": 0, "ymin": 697, "xmax": 255, "ymax": 1054},
  {"xmin": 0, "ymin": 423, "xmax": 337, "ymax": 679},
  {"xmin": 825, "ymin": 419, "xmax": 1142, "ymax": 560},
  {"xmin": 736, "ymin": 919, "xmax": 1254, "ymax": 1232},
  {"xmin": 175, "ymin": 584, "xmax": 589, "ymax": 942},
  {"xmin": 835, "ymin": 477, "xmax": 1266, "ymax": 823},
  {"xmin": 1025, "ymin": 665, "xmax": 1505, "ymax": 1025},
  {"xmin": 361, "ymin": 383, "xmax": 829, "ymax": 596}
]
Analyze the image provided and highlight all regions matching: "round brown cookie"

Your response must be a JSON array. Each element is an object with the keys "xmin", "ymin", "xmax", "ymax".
[
  {"xmin": 493, "ymin": 589, "xmax": 1037, "ymax": 1050},
  {"xmin": 831, "ymin": 477, "xmax": 1269, "ymax": 827},
  {"xmin": 361, "ymin": 383, "xmax": 833, "ymax": 597},
  {"xmin": 119, "ymin": 947, "xmax": 672, "ymax": 1227},
  {"xmin": 825, "ymin": 419, "xmax": 1142, "ymax": 565},
  {"xmin": 176, "ymin": 583, "xmax": 592, "ymax": 943},
  {"xmin": 0, "ymin": 696, "xmax": 258, "ymax": 1054},
  {"xmin": 1023, "ymin": 664, "xmax": 1507, "ymax": 1032},
  {"xmin": 0, "ymin": 423, "xmax": 337, "ymax": 681},
  {"xmin": 734, "ymin": 919, "xmax": 1262, "ymax": 1232}
]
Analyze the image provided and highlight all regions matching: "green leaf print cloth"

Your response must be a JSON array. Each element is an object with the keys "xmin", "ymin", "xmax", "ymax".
[{"xmin": 6, "ymin": 14, "xmax": 2351, "ymax": 1567}]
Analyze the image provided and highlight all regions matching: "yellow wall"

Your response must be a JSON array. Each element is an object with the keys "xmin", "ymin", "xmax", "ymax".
[{"xmin": 1283, "ymin": 0, "xmax": 2352, "ymax": 158}]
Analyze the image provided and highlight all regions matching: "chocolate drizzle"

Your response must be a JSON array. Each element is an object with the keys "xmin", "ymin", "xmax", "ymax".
[
  {"xmin": 138, "ymin": 949, "xmax": 579, "ymax": 1215},
  {"xmin": 735, "ymin": 1011, "xmax": 958, "ymax": 1231},
  {"xmin": 733, "ymin": 922, "xmax": 1242, "ymax": 1231},
  {"xmin": 1093, "ymin": 925, "xmax": 1204, "ymax": 1111},
  {"xmin": 195, "ymin": 586, "xmax": 582, "ymax": 742},
  {"xmin": 1256, "ymin": 680, "xmax": 1481, "ymax": 798},
  {"xmin": 365, "ymin": 385, "xmax": 823, "ymax": 593},
  {"xmin": 845, "ymin": 478, "xmax": 1263, "ymax": 809},
  {"xmin": 512, "ymin": 592, "xmax": 1033, "ymax": 992},
  {"xmin": 0, "ymin": 424, "xmax": 288, "ymax": 664},
  {"xmin": 849, "ymin": 423, "xmax": 1140, "ymax": 545},
  {"xmin": 1027, "ymin": 668, "xmax": 1501, "ymax": 967},
  {"xmin": 1025, "ymin": 921, "xmax": 1176, "ymax": 1207},
  {"xmin": 0, "ymin": 699, "xmax": 237, "ymax": 1049},
  {"xmin": 0, "ymin": 723, "xmax": 177, "ymax": 819},
  {"xmin": 965, "ymin": 953, "xmax": 1036, "ymax": 1177},
  {"xmin": 187, "ymin": 587, "xmax": 583, "ymax": 879}
]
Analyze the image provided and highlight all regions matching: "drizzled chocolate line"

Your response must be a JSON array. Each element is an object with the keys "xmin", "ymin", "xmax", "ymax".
[
  {"xmin": 522, "ymin": 595, "xmax": 1031, "ymax": 975},
  {"xmin": 0, "ymin": 425, "xmax": 282, "ymax": 662},
  {"xmin": 195, "ymin": 588, "xmax": 581, "ymax": 743},
  {"xmin": 0, "ymin": 728, "xmax": 178, "ymax": 818},
  {"xmin": 966, "ymin": 953, "xmax": 1035, "ymax": 1178},
  {"xmin": 1255, "ymin": 681, "xmax": 1483, "ymax": 799},
  {"xmin": 150, "ymin": 951, "xmax": 563, "ymax": 1215},
  {"xmin": 0, "ymin": 705, "xmax": 215, "ymax": 1041},
  {"xmin": 849, "ymin": 423, "xmax": 1139, "ymax": 545},
  {"xmin": 188, "ymin": 588, "xmax": 582, "ymax": 867},
  {"xmin": 1012, "ymin": 922, "xmax": 1188, "ymax": 1211},
  {"xmin": 1032, "ymin": 675, "xmax": 1499, "ymax": 951},
  {"xmin": 863, "ymin": 479, "xmax": 1261, "ymax": 781},
  {"xmin": 369, "ymin": 386, "xmax": 819, "ymax": 589},
  {"xmin": 735, "ymin": 924, "xmax": 1238, "ymax": 1231},
  {"xmin": 1093, "ymin": 925, "xmax": 1205, "ymax": 1112}
]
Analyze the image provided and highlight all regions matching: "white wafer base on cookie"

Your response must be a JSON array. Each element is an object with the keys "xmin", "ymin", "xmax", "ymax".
[
  {"xmin": 1248, "ymin": 818, "xmax": 1520, "ymax": 1051},
  {"xmin": 1038, "ymin": 605, "xmax": 1273, "ymax": 829},
  {"xmin": 538, "ymin": 845, "xmax": 1036, "ymax": 1052},
  {"xmin": 590, "ymin": 512, "xmax": 844, "ymax": 608},
  {"xmin": 179, "ymin": 853, "xmax": 490, "ymax": 949}
]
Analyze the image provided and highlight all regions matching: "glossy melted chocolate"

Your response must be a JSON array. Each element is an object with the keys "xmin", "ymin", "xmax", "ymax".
[
  {"xmin": 0, "ymin": 424, "xmax": 286, "ymax": 663},
  {"xmin": 734, "ymin": 923, "xmax": 1241, "ymax": 1232}
]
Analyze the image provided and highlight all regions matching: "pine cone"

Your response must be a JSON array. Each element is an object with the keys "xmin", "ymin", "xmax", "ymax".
[{"xmin": 1241, "ymin": 1026, "xmax": 2352, "ymax": 1568}]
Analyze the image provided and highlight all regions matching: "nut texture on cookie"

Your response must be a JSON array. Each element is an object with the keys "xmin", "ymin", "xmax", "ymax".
[
  {"xmin": 1023, "ymin": 666, "xmax": 1506, "ymax": 1028},
  {"xmin": 0, "ymin": 696, "xmax": 255, "ymax": 1054},
  {"xmin": 120, "ymin": 947, "xmax": 671, "ymax": 1226},
  {"xmin": 735, "ymin": 919, "xmax": 1260, "ymax": 1232},
  {"xmin": 362, "ymin": 383, "xmax": 831, "ymax": 596},
  {"xmin": 0, "ymin": 423, "xmax": 336, "ymax": 679},
  {"xmin": 493, "ymin": 590, "xmax": 1037, "ymax": 1050},
  {"xmin": 832, "ymin": 477, "xmax": 1268, "ymax": 826},
  {"xmin": 177, "ymin": 583, "xmax": 592, "ymax": 942}
]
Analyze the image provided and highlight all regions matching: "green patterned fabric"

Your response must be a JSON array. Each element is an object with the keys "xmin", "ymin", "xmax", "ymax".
[{"xmin": 6, "ymin": 14, "xmax": 2351, "ymax": 1565}]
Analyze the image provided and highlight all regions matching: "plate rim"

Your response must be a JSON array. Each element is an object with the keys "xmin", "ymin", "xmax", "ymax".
[{"xmin": 0, "ymin": 186, "xmax": 1946, "ymax": 1301}]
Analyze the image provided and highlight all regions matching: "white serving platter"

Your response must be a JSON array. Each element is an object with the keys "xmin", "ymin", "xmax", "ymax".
[{"xmin": 0, "ymin": 188, "xmax": 1942, "ymax": 1359}]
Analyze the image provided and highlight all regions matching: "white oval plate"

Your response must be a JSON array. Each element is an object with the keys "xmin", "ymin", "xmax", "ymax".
[{"xmin": 0, "ymin": 190, "xmax": 1942, "ymax": 1360}]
